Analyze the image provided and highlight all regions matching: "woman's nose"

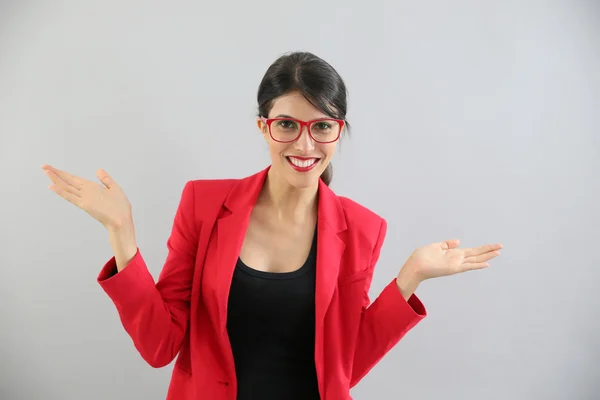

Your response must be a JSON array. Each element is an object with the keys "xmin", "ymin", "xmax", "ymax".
[{"xmin": 293, "ymin": 127, "xmax": 315, "ymax": 152}]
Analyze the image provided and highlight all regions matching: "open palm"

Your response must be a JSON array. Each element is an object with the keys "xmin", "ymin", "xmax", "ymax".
[
  {"xmin": 406, "ymin": 239, "xmax": 502, "ymax": 281},
  {"xmin": 42, "ymin": 164, "xmax": 132, "ymax": 230}
]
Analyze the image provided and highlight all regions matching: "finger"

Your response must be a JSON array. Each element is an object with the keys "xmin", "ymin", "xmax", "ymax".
[
  {"xmin": 464, "ymin": 251, "xmax": 500, "ymax": 264},
  {"xmin": 464, "ymin": 243, "xmax": 503, "ymax": 257},
  {"xmin": 440, "ymin": 239, "xmax": 460, "ymax": 250},
  {"xmin": 44, "ymin": 169, "xmax": 82, "ymax": 198},
  {"xmin": 48, "ymin": 183, "xmax": 83, "ymax": 207},
  {"xmin": 460, "ymin": 262, "xmax": 490, "ymax": 272},
  {"xmin": 96, "ymin": 169, "xmax": 118, "ymax": 189},
  {"xmin": 42, "ymin": 165, "xmax": 84, "ymax": 191}
]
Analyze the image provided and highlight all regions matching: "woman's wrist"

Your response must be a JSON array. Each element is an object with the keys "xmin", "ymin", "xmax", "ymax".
[
  {"xmin": 395, "ymin": 263, "xmax": 423, "ymax": 301},
  {"xmin": 107, "ymin": 221, "xmax": 138, "ymax": 272}
]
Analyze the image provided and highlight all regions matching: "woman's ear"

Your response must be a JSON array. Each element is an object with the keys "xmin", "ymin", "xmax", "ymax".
[{"xmin": 257, "ymin": 117, "xmax": 268, "ymax": 138}]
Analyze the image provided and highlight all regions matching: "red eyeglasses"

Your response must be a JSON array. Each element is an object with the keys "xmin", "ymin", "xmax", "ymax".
[{"xmin": 261, "ymin": 116, "xmax": 345, "ymax": 144}]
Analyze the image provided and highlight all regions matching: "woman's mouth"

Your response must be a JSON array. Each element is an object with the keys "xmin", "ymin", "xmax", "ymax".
[{"xmin": 286, "ymin": 156, "xmax": 320, "ymax": 172}]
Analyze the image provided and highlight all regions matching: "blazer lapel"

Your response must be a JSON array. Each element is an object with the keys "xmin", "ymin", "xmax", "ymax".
[
  {"xmin": 214, "ymin": 167, "xmax": 270, "ymax": 335},
  {"xmin": 315, "ymin": 179, "xmax": 347, "ymax": 330},
  {"xmin": 314, "ymin": 179, "xmax": 347, "ymax": 383}
]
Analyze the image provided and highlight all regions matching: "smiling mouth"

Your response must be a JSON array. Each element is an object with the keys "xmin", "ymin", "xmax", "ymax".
[{"xmin": 286, "ymin": 156, "xmax": 320, "ymax": 171}]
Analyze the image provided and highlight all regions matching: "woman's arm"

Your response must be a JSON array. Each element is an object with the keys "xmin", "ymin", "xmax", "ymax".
[
  {"xmin": 107, "ymin": 221, "xmax": 138, "ymax": 272},
  {"xmin": 350, "ymin": 218, "xmax": 502, "ymax": 387},
  {"xmin": 97, "ymin": 181, "xmax": 199, "ymax": 368},
  {"xmin": 350, "ymin": 219, "xmax": 426, "ymax": 387}
]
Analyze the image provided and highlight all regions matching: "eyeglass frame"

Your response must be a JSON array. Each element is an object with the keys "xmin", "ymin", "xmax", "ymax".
[{"xmin": 260, "ymin": 116, "xmax": 345, "ymax": 144}]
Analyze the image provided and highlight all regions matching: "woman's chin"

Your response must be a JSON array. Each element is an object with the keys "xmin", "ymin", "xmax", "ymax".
[{"xmin": 285, "ymin": 170, "xmax": 321, "ymax": 189}]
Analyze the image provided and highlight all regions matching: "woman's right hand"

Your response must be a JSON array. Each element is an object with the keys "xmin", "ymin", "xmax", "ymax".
[{"xmin": 42, "ymin": 164, "xmax": 133, "ymax": 231}]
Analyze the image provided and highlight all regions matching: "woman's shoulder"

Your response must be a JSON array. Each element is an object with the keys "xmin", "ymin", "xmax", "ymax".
[
  {"xmin": 336, "ymin": 195, "xmax": 385, "ymax": 227},
  {"xmin": 336, "ymin": 196, "xmax": 387, "ymax": 253}
]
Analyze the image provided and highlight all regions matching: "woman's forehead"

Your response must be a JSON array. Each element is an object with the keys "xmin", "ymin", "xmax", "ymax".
[{"xmin": 269, "ymin": 92, "xmax": 330, "ymax": 120}]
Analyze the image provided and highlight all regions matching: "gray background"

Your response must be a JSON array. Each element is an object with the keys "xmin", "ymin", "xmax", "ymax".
[{"xmin": 1, "ymin": 0, "xmax": 599, "ymax": 399}]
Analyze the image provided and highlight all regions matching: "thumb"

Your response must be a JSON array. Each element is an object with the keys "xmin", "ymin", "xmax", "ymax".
[
  {"xmin": 439, "ymin": 239, "xmax": 460, "ymax": 250},
  {"xmin": 97, "ymin": 169, "xmax": 117, "ymax": 189}
]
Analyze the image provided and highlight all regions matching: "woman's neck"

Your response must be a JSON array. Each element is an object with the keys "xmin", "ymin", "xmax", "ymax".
[{"xmin": 258, "ymin": 169, "xmax": 318, "ymax": 225}]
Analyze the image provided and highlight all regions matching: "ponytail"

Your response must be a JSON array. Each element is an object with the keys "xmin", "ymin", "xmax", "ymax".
[{"xmin": 320, "ymin": 163, "xmax": 333, "ymax": 186}]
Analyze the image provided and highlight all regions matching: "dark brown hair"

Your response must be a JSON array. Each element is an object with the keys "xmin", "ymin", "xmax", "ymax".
[{"xmin": 257, "ymin": 51, "xmax": 350, "ymax": 186}]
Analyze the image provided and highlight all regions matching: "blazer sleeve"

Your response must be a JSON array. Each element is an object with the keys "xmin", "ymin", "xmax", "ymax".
[
  {"xmin": 350, "ymin": 218, "xmax": 427, "ymax": 387},
  {"xmin": 96, "ymin": 180, "xmax": 199, "ymax": 368}
]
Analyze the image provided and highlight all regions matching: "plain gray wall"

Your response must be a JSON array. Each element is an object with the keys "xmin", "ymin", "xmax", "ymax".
[{"xmin": 1, "ymin": 0, "xmax": 599, "ymax": 399}]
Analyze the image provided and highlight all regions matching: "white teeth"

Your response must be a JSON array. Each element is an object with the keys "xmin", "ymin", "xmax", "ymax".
[{"xmin": 288, "ymin": 157, "xmax": 318, "ymax": 168}]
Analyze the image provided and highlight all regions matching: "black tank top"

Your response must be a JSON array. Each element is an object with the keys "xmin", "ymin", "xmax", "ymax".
[{"xmin": 226, "ymin": 232, "xmax": 320, "ymax": 400}]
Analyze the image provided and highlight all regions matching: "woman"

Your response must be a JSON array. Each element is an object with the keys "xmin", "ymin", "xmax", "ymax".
[{"xmin": 41, "ymin": 52, "xmax": 502, "ymax": 400}]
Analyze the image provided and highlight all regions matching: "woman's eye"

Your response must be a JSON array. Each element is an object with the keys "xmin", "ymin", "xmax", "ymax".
[
  {"xmin": 315, "ymin": 122, "xmax": 331, "ymax": 130},
  {"xmin": 278, "ymin": 120, "xmax": 296, "ymax": 129}
]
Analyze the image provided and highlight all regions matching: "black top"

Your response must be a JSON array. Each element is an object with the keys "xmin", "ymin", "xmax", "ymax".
[{"xmin": 226, "ymin": 232, "xmax": 320, "ymax": 400}]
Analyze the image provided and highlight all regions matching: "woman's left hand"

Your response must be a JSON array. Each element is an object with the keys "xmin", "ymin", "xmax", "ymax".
[{"xmin": 399, "ymin": 239, "xmax": 503, "ymax": 284}]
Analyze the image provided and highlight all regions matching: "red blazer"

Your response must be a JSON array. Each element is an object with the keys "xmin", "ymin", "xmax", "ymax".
[{"xmin": 98, "ymin": 166, "xmax": 426, "ymax": 400}]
